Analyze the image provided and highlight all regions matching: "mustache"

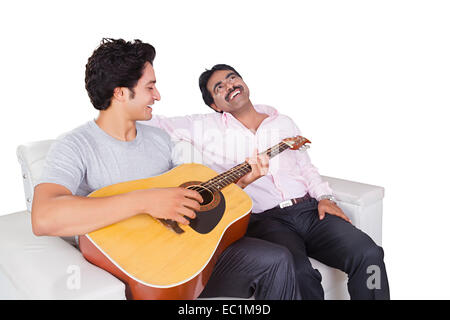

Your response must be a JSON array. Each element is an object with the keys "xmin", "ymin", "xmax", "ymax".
[{"xmin": 225, "ymin": 85, "xmax": 244, "ymax": 102}]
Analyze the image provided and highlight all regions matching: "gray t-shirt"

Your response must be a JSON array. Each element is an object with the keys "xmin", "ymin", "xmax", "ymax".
[{"xmin": 37, "ymin": 120, "xmax": 174, "ymax": 196}]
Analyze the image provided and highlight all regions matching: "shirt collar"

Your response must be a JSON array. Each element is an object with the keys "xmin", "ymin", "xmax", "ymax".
[{"xmin": 221, "ymin": 104, "xmax": 279, "ymax": 128}]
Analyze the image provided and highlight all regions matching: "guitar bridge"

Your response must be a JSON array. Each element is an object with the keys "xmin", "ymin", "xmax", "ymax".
[{"xmin": 158, "ymin": 218, "xmax": 185, "ymax": 234}]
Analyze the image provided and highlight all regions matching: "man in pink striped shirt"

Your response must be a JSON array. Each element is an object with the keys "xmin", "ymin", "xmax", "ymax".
[{"xmin": 146, "ymin": 64, "xmax": 389, "ymax": 300}]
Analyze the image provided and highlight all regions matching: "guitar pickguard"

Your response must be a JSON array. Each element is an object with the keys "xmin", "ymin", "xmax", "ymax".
[
  {"xmin": 179, "ymin": 181, "xmax": 226, "ymax": 234},
  {"xmin": 188, "ymin": 190, "xmax": 226, "ymax": 234}
]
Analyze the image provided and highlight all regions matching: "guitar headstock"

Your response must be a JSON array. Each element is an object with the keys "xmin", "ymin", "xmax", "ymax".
[{"xmin": 282, "ymin": 136, "xmax": 311, "ymax": 151}]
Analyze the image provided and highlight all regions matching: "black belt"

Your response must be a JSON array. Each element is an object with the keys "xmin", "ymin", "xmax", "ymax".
[{"xmin": 277, "ymin": 193, "xmax": 311, "ymax": 209}]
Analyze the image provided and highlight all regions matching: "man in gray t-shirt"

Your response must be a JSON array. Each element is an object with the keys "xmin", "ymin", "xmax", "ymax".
[
  {"xmin": 31, "ymin": 38, "xmax": 300, "ymax": 300},
  {"xmin": 39, "ymin": 120, "xmax": 173, "ymax": 197}
]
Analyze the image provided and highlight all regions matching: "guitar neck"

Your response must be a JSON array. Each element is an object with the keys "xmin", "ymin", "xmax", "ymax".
[{"xmin": 201, "ymin": 141, "xmax": 291, "ymax": 191}]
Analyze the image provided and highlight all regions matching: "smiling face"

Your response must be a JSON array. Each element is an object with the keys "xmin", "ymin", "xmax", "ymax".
[
  {"xmin": 207, "ymin": 69, "xmax": 251, "ymax": 113},
  {"xmin": 122, "ymin": 62, "xmax": 161, "ymax": 121}
]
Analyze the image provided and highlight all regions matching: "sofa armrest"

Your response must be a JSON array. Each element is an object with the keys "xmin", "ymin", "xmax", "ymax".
[
  {"xmin": 0, "ymin": 211, "xmax": 126, "ymax": 299},
  {"xmin": 16, "ymin": 140, "xmax": 56, "ymax": 213},
  {"xmin": 321, "ymin": 176, "xmax": 385, "ymax": 246}
]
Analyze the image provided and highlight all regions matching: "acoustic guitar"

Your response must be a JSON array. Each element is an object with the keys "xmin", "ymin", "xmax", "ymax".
[{"xmin": 78, "ymin": 136, "xmax": 310, "ymax": 300}]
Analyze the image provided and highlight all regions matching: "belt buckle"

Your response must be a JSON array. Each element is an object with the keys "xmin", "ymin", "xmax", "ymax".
[{"xmin": 279, "ymin": 199, "xmax": 293, "ymax": 209}]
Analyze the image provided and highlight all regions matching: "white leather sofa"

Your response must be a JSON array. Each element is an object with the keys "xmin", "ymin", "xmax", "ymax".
[{"xmin": 0, "ymin": 140, "xmax": 385, "ymax": 299}]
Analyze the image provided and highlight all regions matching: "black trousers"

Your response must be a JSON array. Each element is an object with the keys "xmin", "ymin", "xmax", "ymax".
[
  {"xmin": 245, "ymin": 198, "xmax": 390, "ymax": 300},
  {"xmin": 199, "ymin": 236, "xmax": 301, "ymax": 300}
]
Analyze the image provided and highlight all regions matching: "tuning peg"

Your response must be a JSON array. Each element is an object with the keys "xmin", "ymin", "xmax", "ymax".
[{"xmin": 299, "ymin": 145, "xmax": 310, "ymax": 151}]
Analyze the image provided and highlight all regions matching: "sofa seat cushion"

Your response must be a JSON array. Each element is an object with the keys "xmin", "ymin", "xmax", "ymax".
[{"xmin": 0, "ymin": 211, "xmax": 125, "ymax": 299}]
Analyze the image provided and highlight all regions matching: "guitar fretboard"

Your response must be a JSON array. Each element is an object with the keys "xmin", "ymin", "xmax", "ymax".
[{"xmin": 200, "ymin": 141, "xmax": 291, "ymax": 191}]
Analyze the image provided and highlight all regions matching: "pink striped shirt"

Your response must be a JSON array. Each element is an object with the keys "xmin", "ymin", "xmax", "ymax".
[{"xmin": 144, "ymin": 104, "xmax": 332, "ymax": 213}]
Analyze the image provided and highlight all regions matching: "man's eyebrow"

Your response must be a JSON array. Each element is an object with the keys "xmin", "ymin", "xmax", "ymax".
[
  {"xmin": 225, "ymin": 72, "xmax": 237, "ymax": 80},
  {"xmin": 213, "ymin": 72, "xmax": 237, "ymax": 92},
  {"xmin": 145, "ymin": 80, "xmax": 156, "ymax": 85}
]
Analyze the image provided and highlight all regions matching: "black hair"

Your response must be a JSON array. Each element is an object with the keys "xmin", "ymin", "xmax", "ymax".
[
  {"xmin": 198, "ymin": 64, "xmax": 242, "ymax": 112},
  {"xmin": 85, "ymin": 38, "xmax": 156, "ymax": 110}
]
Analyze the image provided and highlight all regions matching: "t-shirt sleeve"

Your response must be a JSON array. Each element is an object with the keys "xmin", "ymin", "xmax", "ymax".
[{"xmin": 36, "ymin": 136, "xmax": 86, "ymax": 195}]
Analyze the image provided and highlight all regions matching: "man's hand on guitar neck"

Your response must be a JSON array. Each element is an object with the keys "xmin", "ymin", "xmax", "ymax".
[
  {"xmin": 135, "ymin": 187, "xmax": 203, "ymax": 225},
  {"xmin": 236, "ymin": 149, "xmax": 270, "ymax": 189}
]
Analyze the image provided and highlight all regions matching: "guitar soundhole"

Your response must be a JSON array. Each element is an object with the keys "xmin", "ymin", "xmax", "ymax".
[
  {"xmin": 180, "ymin": 181, "xmax": 221, "ymax": 212},
  {"xmin": 179, "ymin": 181, "xmax": 226, "ymax": 234},
  {"xmin": 188, "ymin": 186, "xmax": 214, "ymax": 206}
]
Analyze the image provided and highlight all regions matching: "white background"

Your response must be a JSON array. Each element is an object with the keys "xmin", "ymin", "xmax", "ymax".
[{"xmin": 1, "ymin": 0, "xmax": 449, "ymax": 299}]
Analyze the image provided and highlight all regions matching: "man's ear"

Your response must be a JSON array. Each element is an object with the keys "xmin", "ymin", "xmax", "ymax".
[
  {"xmin": 210, "ymin": 103, "xmax": 222, "ymax": 113},
  {"xmin": 112, "ymin": 87, "xmax": 126, "ymax": 102}
]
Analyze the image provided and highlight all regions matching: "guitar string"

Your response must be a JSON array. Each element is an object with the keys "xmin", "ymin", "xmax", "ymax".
[
  {"xmin": 192, "ymin": 142, "xmax": 292, "ymax": 192},
  {"xmin": 196, "ymin": 164, "xmax": 248, "ymax": 192},
  {"xmin": 201, "ymin": 142, "xmax": 289, "ymax": 190},
  {"xmin": 185, "ymin": 141, "xmax": 296, "ymax": 194},
  {"xmin": 186, "ymin": 163, "xmax": 251, "ymax": 193},
  {"xmin": 189, "ymin": 163, "xmax": 250, "ymax": 193},
  {"xmin": 204, "ymin": 161, "xmax": 251, "ymax": 188}
]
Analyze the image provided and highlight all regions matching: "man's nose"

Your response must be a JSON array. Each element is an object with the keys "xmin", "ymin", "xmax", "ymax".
[
  {"xmin": 154, "ymin": 87, "xmax": 161, "ymax": 101},
  {"xmin": 225, "ymin": 81, "xmax": 235, "ymax": 90}
]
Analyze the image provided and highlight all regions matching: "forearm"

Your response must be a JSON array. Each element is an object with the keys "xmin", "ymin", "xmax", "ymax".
[
  {"xmin": 32, "ymin": 190, "xmax": 144, "ymax": 237},
  {"xmin": 297, "ymin": 152, "xmax": 333, "ymax": 198},
  {"xmin": 304, "ymin": 170, "xmax": 333, "ymax": 199}
]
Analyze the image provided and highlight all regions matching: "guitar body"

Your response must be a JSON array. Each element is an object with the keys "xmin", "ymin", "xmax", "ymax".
[{"xmin": 78, "ymin": 163, "xmax": 252, "ymax": 300}]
